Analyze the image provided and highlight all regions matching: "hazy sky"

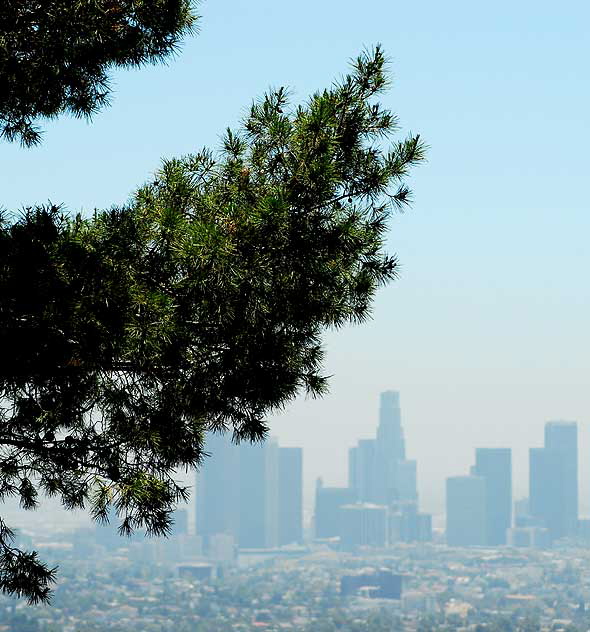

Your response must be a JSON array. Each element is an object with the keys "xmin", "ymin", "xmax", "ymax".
[{"xmin": 1, "ymin": 0, "xmax": 589, "ymax": 523}]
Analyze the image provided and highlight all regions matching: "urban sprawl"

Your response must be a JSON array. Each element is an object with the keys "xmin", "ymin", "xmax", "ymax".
[{"xmin": 4, "ymin": 392, "xmax": 588, "ymax": 632}]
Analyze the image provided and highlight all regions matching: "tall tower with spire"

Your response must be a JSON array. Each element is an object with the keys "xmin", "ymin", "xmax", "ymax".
[
  {"xmin": 350, "ymin": 391, "xmax": 417, "ymax": 506},
  {"xmin": 376, "ymin": 390, "xmax": 406, "ymax": 462},
  {"xmin": 345, "ymin": 390, "xmax": 430, "ymax": 543},
  {"xmin": 375, "ymin": 391, "xmax": 416, "ymax": 505}
]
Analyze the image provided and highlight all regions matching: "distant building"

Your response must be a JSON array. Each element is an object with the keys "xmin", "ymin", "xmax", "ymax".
[
  {"xmin": 349, "ymin": 439, "xmax": 377, "ymax": 502},
  {"xmin": 349, "ymin": 391, "xmax": 418, "ymax": 507},
  {"xmin": 345, "ymin": 390, "xmax": 431, "ymax": 547},
  {"xmin": 196, "ymin": 433, "xmax": 240, "ymax": 542},
  {"xmin": 239, "ymin": 438, "xmax": 279, "ymax": 548},
  {"xmin": 339, "ymin": 503, "xmax": 388, "ymax": 550},
  {"xmin": 446, "ymin": 475, "xmax": 487, "ymax": 546},
  {"xmin": 374, "ymin": 391, "xmax": 407, "ymax": 504},
  {"xmin": 529, "ymin": 422, "xmax": 578, "ymax": 542},
  {"xmin": 395, "ymin": 460, "xmax": 418, "ymax": 503},
  {"xmin": 473, "ymin": 448, "xmax": 512, "ymax": 545},
  {"xmin": 197, "ymin": 435, "xmax": 303, "ymax": 551},
  {"xmin": 341, "ymin": 569, "xmax": 402, "ymax": 599},
  {"xmin": 529, "ymin": 446, "xmax": 562, "ymax": 539},
  {"xmin": 314, "ymin": 482, "xmax": 357, "ymax": 539},
  {"xmin": 377, "ymin": 391, "xmax": 406, "ymax": 461},
  {"xmin": 507, "ymin": 527, "xmax": 551, "ymax": 549},
  {"xmin": 389, "ymin": 503, "xmax": 432, "ymax": 543},
  {"xmin": 278, "ymin": 447, "xmax": 303, "ymax": 545},
  {"xmin": 545, "ymin": 421, "xmax": 578, "ymax": 537},
  {"xmin": 416, "ymin": 513, "xmax": 433, "ymax": 542}
]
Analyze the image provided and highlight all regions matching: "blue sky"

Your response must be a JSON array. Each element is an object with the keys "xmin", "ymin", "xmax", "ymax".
[{"xmin": 2, "ymin": 0, "xmax": 589, "ymax": 520}]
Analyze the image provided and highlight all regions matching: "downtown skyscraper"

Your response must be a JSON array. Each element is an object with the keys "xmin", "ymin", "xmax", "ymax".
[
  {"xmin": 529, "ymin": 421, "xmax": 578, "ymax": 541},
  {"xmin": 446, "ymin": 475, "xmax": 487, "ymax": 546},
  {"xmin": 196, "ymin": 432, "xmax": 240, "ymax": 539},
  {"xmin": 340, "ymin": 391, "xmax": 430, "ymax": 547},
  {"xmin": 196, "ymin": 434, "xmax": 303, "ymax": 550},
  {"xmin": 349, "ymin": 391, "xmax": 417, "ymax": 506},
  {"xmin": 473, "ymin": 448, "xmax": 512, "ymax": 545},
  {"xmin": 278, "ymin": 447, "xmax": 303, "ymax": 545},
  {"xmin": 446, "ymin": 448, "xmax": 512, "ymax": 547},
  {"xmin": 238, "ymin": 438, "xmax": 279, "ymax": 549}
]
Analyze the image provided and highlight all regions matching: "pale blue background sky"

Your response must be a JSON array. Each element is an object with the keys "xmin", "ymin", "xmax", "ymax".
[{"xmin": 1, "ymin": 0, "xmax": 589, "ymax": 523}]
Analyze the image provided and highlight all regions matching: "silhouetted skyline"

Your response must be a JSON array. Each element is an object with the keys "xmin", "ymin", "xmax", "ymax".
[{"xmin": 2, "ymin": 0, "xmax": 587, "ymax": 522}]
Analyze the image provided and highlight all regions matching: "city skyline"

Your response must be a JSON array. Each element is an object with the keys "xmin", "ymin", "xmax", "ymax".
[
  {"xmin": 0, "ymin": 0, "xmax": 588, "ymax": 624},
  {"xmin": 195, "ymin": 390, "xmax": 583, "ymax": 549},
  {"xmin": 314, "ymin": 391, "xmax": 431, "ymax": 548},
  {"xmin": 1, "ymin": 0, "xmax": 587, "ymax": 529},
  {"xmin": 0, "ymin": 389, "xmax": 583, "ymax": 537},
  {"xmin": 271, "ymin": 390, "xmax": 588, "ymax": 521}
]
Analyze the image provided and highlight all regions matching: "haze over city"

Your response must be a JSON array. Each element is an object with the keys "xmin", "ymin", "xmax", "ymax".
[
  {"xmin": 1, "ymin": 0, "xmax": 588, "ymax": 524},
  {"xmin": 2, "ymin": 1, "xmax": 590, "ymax": 629}
]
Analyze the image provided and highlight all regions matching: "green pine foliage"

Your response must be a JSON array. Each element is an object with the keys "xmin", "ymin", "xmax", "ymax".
[
  {"xmin": 0, "ymin": 47, "xmax": 425, "ymax": 602},
  {"xmin": 0, "ymin": 0, "xmax": 197, "ymax": 146}
]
